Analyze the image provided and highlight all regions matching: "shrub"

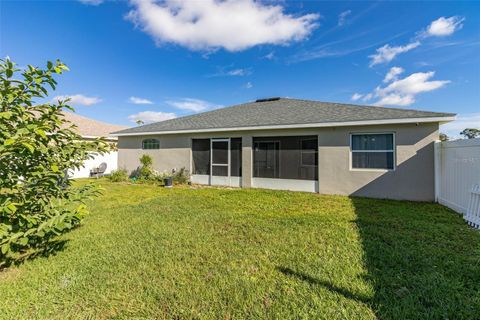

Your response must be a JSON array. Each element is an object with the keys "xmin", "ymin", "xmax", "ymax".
[
  {"xmin": 137, "ymin": 154, "xmax": 155, "ymax": 180},
  {"xmin": 140, "ymin": 154, "xmax": 153, "ymax": 167},
  {"xmin": 173, "ymin": 167, "xmax": 190, "ymax": 185},
  {"xmin": 108, "ymin": 169, "xmax": 129, "ymax": 182},
  {"xmin": 0, "ymin": 58, "xmax": 110, "ymax": 266}
]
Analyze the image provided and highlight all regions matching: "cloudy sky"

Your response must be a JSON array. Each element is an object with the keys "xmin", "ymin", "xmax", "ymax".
[{"xmin": 1, "ymin": 1, "xmax": 479, "ymax": 137}]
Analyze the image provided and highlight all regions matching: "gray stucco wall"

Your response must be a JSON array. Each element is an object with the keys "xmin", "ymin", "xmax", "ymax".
[
  {"xmin": 317, "ymin": 123, "xmax": 438, "ymax": 201},
  {"xmin": 117, "ymin": 135, "xmax": 191, "ymax": 174},
  {"xmin": 117, "ymin": 122, "xmax": 438, "ymax": 201}
]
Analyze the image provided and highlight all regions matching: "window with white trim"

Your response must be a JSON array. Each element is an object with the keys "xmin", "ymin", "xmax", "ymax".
[
  {"xmin": 351, "ymin": 133, "xmax": 394, "ymax": 170},
  {"xmin": 142, "ymin": 138, "xmax": 160, "ymax": 150}
]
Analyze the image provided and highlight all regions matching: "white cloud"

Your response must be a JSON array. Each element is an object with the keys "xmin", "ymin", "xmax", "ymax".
[
  {"xmin": 78, "ymin": 0, "xmax": 104, "ymax": 5},
  {"xmin": 128, "ymin": 111, "xmax": 176, "ymax": 124},
  {"xmin": 376, "ymin": 93, "xmax": 415, "ymax": 107},
  {"xmin": 377, "ymin": 71, "xmax": 450, "ymax": 95},
  {"xmin": 425, "ymin": 16, "xmax": 464, "ymax": 37},
  {"xmin": 263, "ymin": 51, "xmax": 275, "ymax": 60},
  {"xmin": 126, "ymin": 0, "xmax": 319, "ymax": 52},
  {"xmin": 383, "ymin": 66, "xmax": 404, "ymax": 83},
  {"xmin": 53, "ymin": 94, "xmax": 102, "ymax": 106},
  {"xmin": 165, "ymin": 98, "xmax": 221, "ymax": 113},
  {"xmin": 369, "ymin": 41, "xmax": 420, "ymax": 66},
  {"xmin": 244, "ymin": 82, "xmax": 253, "ymax": 89},
  {"xmin": 129, "ymin": 96, "xmax": 153, "ymax": 104},
  {"xmin": 226, "ymin": 68, "xmax": 252, "ymax": 76},
  {"xmin": 338, "ymin": 10, "xmax": 351, "ymax": 26},
  {"xmin": 208, "ymin": 67, "xmax": 252, "ymax": 77},
  {"xmin": 362, "ymin": 93, "xmax": 373, "ymax": 102},
  {"xmin": 441, "ymin": 113, "xmax": 479, "ymax": 139},
  {"xmin": 351, "ymin": 92, "xmax": 373, "ymax": 103},
  {"xmin": 374, "ymin": 71, "xmax": 450, "ymax": 106},
  {"xmin": 368, "ymin": 16, "xmax": 465, "ymax": 67},
  {"xmin": 351, "ymin": 93, "xmax": 363, "ymax": 101}
]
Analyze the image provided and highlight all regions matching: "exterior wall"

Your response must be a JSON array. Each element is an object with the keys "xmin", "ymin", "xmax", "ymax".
[
  {"xmin": 117, "ymin": 122, "xmax": 438, "ymax": 201},
  {"xmin": 241, "ymin": 135, "xmax": 253, "ymax": 188},
  {"xmin": 69, "ymin": 151, "xmax": 118, "ymax": 179},
  {"xmin": 117, "ymin": 135, "xmax": 191, "ymax": 174},
  {"xmin": 252, "ymin": 178, "xmax": 318, "ymax": 193},
  {"xmin": 317, "ymin": 123, "xmax": 438, "ymax": 201}
]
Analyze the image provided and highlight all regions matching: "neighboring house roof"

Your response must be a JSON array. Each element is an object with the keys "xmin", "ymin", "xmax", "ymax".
[
  {"xmin": 62, "ymin": 112, "xmax": 129, "ymax": 140},
  {"xmin": 113, "ymin": 98, "xmax": 455, "ymax": 136}
]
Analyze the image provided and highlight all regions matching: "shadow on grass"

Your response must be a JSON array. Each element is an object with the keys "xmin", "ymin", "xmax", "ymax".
[
  {"xmin": 276, "ymin": 266, "xmax": 371, "ymax": 304},
  {"xmin": 1, "ymin": 239, "xmax": 69, "ymax": 270},
  {"xmin": 351, "ymin": 197, "xmax": 480, "ymax": 319}
]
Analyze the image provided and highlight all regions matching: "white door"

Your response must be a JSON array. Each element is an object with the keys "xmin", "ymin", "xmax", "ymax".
[{"xmin": 210, "ymin": 139, "xmax": 230, "ymax": 186}]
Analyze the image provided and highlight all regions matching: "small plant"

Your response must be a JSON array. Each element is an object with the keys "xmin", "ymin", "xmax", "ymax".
[
  {"xmin": 108, "ymin": 168, "xmax": 129, "ymax": 182},
  {"xmin": 173, "ymin": 167, "xmax": 190, "ymax": 185}
]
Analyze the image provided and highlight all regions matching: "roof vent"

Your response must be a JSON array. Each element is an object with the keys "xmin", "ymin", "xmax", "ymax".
[{"xmin": 255, "ymin": 97, "xmax": 281, "ymax": 103}]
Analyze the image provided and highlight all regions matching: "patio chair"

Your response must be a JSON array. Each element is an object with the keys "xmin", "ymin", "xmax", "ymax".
[{"xmin": 90, "ymin": 162, "xmax": 107, "ymax": 178}]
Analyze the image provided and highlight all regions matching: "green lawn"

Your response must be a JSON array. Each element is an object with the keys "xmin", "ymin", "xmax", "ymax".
[{"xmin": 1, "ymin": 181, "xmax": 479, "ymax": 319}]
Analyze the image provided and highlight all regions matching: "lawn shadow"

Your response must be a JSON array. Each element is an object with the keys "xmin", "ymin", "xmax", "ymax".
[
  {"xmin": 276, "ymin": 266, "xmax": 370, "ymax": 304},
  {"xmin": 1, "ymin": 239, "xmax": 69, "ymax": 270},
  {"xmin": 351, "ymin": 196, "xmax": 480, "ymax": 319}
]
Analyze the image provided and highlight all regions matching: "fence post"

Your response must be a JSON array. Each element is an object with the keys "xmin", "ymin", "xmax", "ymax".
[{"xmin": 434, "ymin": 141, "xmax": 441, "ymax": 203}]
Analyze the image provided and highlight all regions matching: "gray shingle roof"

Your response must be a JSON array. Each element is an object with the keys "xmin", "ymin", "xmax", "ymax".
[
  {"xmin": 62, "ymin": 112, "xmax": 129, "ymax": 138},
  {"xmin": 114, "ymin": 98, "xmax": 455, "ymax": 135}
]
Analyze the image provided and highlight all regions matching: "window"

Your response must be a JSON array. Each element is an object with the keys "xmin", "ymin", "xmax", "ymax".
[
  {"xmin": 351, "ymin": 133, "xmax": 394, "ymax": 170},
  {"xmin": 253, "ymin": 136, "xmax": 318, "ymax": 180},
  {"xmin": 142, "ymin": 138, "xmax": 160, "ymax": 150},
  {"xmin": 192, "ymin": 139, "xmax": 210, "ymax": 175},
  {"xmin": 301, "ymin": 138, "xmax": 318, "ymax": 167}
]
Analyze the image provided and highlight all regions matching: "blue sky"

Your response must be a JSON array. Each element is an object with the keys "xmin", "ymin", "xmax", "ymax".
[{"xmin": 1, "ymin": 0, "xmax": 479, "ymax": 136}]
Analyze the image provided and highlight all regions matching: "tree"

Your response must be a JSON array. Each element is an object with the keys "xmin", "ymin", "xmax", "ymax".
[
  {"xmin": 0, "ymin": 58, "xmax": 110, "ymax": 266},
  {"xmin": 460, "ymin": 128, "xmax": 480, "ymax": 139},
  {"xmin": 439, "ymin": 133, "xmax": 449, "ymax": 141}
]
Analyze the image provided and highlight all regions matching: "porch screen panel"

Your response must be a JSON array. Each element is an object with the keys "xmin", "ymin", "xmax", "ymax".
[
  {"xmin": 192, "ymin": 139, "xmax": 210, "ymax": 175},
  {"xmin": 230, "ymin": 138, "xmax": 242, "ymax": 177},
  {"xmin": 253, "ymin": 136, "xmax": 318, "ymax": 180}
]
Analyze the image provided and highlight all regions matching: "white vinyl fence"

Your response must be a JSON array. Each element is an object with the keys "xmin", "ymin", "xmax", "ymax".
[
  {"xmin": 435, "ymin": 138, "xmax": 480, "ymax": 229},
  {"xmin": 68, "ymin": 151, "xmax": 118, "ymax": 179}
]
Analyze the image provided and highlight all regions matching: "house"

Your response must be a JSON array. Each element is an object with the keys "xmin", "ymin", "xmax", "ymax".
[
  {"xmin": 63, "ymin": 112, "xmax": 129, "ymax": 178},
  {"xmin": 112, "ymin": 98, "xmax": 455, "ymax": 201}
]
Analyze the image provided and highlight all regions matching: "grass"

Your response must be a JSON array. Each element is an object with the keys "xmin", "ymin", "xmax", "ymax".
[{"xmin": 1, "ymin": 180, "xmax": 479, "ymax": 319}]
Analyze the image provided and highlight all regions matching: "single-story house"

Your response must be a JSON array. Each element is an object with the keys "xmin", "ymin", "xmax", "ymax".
[
  {"xmin": 112, "ymin": 98, "xmax": 455, "ymax": 201},
  {"xmin": 63, "ymin": 112, "xmax": 129, "ymax": 178}
]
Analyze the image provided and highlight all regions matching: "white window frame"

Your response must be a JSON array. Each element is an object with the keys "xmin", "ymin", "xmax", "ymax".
[{"xmin": 349, "ymin": 132, "xmax": 396, "ymax": 172}]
